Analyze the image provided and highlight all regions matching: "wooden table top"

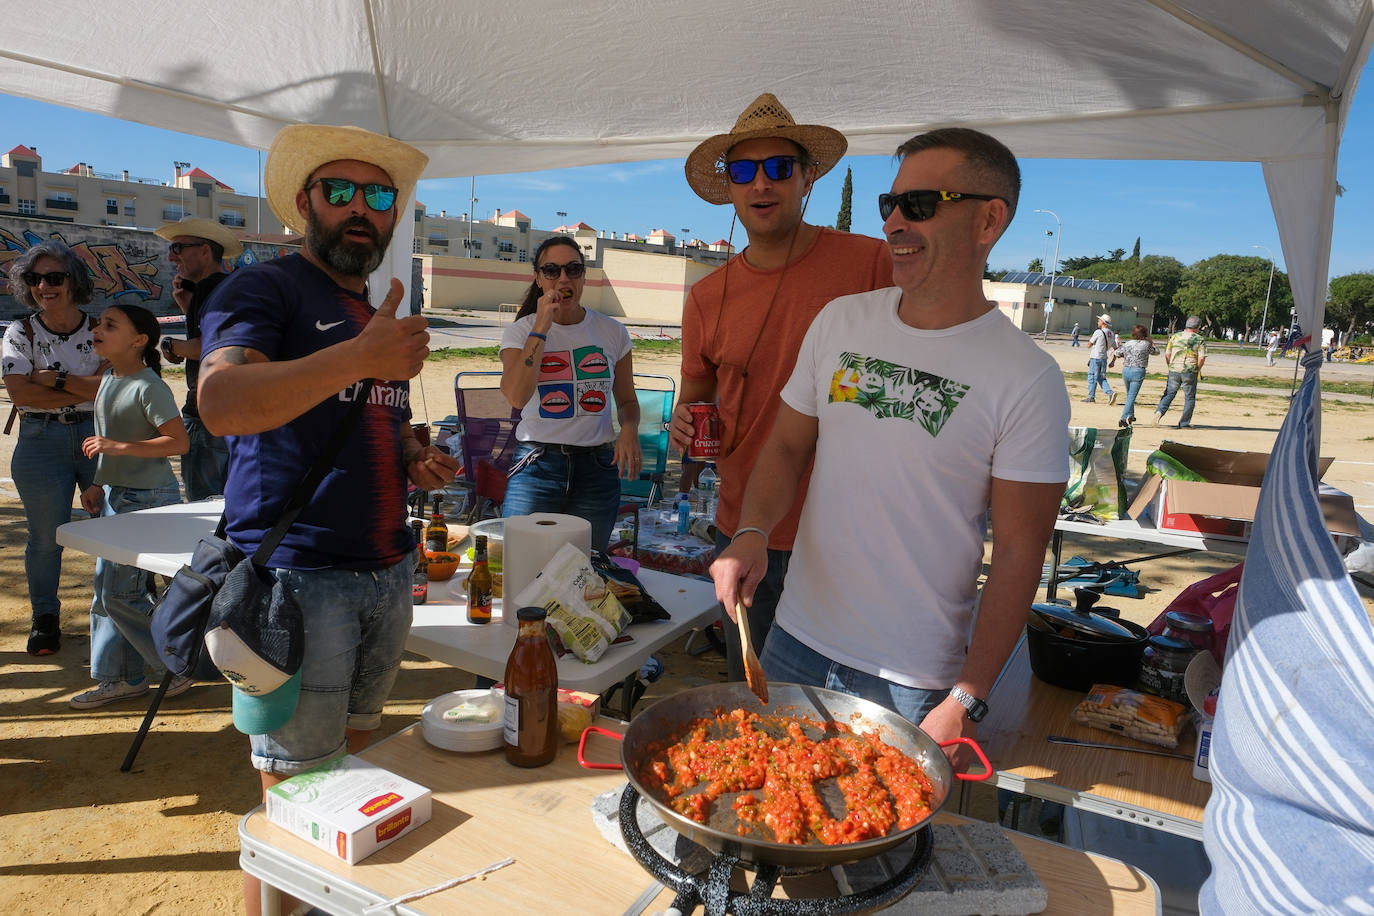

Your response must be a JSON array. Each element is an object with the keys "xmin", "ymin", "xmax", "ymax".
[
  {"xmin": 978, "ymin": 639, "xmax": 1210, "ymax": 832},
  {"xmin": 241, "ymin": 720, "xmax": 1160, "ymax": 913}
]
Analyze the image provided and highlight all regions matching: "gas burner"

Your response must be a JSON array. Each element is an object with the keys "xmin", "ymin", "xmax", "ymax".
[{"xmin": 619, "ymin": 785, "xmax": 931, "ymax": 916}]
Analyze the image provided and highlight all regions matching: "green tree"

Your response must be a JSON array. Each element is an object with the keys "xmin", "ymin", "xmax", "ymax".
[
  {"xmin": 1174, "ymin": 254, "xmax": 1292, "ymax": 336},
  {"xmin": 1027, "ymin": 257, "xmax": 1044, "ymax": 272},
  {"xmin": 835, "ymin": 167, "xmax": 853, "ymax": 232},
  {"xmin": 1126, "ymin": 256, "xmax": 1186, "ymax": 328},
  {"xmin": 1326, "ymin": 272, "xmax": 1374, "ymax": 341},
  {"xmin": 1130, "ymin": 237, "xmax": 1141, "ymax": 263}
]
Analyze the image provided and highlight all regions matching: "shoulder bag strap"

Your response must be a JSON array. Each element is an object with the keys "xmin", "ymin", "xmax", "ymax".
[{"xmin": 250, "ymin": 378, "xmax": 377, "ymax": 567}]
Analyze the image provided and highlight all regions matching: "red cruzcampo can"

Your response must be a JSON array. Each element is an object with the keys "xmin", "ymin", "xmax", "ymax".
[{"xmin": 686, "ymin": 402, "xmax": 721, "ymax": 460}]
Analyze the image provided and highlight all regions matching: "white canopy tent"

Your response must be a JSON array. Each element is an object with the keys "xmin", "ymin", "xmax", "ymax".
[{"xmin": 2, "ymin": 0, "xmax": 1370, "ymax": 334}]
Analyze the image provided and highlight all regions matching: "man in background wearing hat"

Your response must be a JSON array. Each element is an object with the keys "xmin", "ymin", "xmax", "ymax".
[
  {"xmin": 196, "ymin": 124, "xmax": 457, "ymax": 915},
  {"xmin": 1152, "ymin": 314, "xmax": 1207, "ymax": 427},
  {"xmin": 152, "ymin": 217, "xmax": 242, "ymax": 501},
  {"xmin": 1084, "ymin": 312, "xmax": 1118, "ymax": 404},
  {"xmin": 713, "ymin": 128, "xmax": 1069, "ymax": 768},
  {"xmin": 668, "ymin": 92, "xmax": 892, "ymax": 681}
]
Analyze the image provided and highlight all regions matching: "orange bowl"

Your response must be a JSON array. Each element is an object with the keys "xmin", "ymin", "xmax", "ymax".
[{"xmin": 426, "ymin": 551, "xmax": 461, "ymax": 581}]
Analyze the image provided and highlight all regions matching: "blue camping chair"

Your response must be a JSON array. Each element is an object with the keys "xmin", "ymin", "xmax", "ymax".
[{"xmin": 619, "ymin": 373, "xmax": 675, "ymax": 508}]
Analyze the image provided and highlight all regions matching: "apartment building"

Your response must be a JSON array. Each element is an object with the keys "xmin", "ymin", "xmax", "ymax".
[{"xmin": 0, "ymin": 145, "xmax": 283, "ymax": 234}]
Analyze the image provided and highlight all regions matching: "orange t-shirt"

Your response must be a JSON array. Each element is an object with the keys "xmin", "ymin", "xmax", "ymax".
[{"xmin": 681, "ymin": 228, "xmax": 893, "ymax": 549}]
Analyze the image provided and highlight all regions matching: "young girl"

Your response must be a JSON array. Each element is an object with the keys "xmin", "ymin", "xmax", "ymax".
[{"xmin": 69, "ymin": 304, "xmax": 191, "ymax": 709}]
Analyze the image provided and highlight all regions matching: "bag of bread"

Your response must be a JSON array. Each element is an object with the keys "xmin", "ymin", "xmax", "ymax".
[{"xmin": 1071, "ymin": 683, "xmax": 1190, "ymax": 747}]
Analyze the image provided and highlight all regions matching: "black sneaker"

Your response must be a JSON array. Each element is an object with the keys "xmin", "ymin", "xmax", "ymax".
[{"xmin": 27, "ymin": 615, "xmax": 60, "ymax": 656}]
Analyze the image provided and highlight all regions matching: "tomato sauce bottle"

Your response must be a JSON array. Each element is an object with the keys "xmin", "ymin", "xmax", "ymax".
[{"xmin": 503, "ymin": 606, "xmax": 558, "ymax": 767}]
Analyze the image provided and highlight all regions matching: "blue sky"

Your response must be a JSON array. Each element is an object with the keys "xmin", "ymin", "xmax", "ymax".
[{"xmin": 3, "ymin": 60, "xmax": 1372, "ymax": 279}]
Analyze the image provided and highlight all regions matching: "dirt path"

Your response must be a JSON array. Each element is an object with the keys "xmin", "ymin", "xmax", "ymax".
[{"xmin": 1, "ymin": 341, "xmax": 1369, "ymax": 913}]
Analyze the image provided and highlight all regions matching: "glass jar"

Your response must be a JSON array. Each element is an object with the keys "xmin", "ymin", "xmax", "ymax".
[
  {"xmin": 1138, "ymin": 634, "xmax": 1196, "ymax": 704},
  {"xmin": 503, "ymin": 606, "xmax": 558, "ymax": 767},
  {"xmin": 1162, "ymin": 610, "xmax": 1215, "ymax": 656}
]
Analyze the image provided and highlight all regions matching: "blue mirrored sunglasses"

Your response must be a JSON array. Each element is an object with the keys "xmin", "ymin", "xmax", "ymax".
[
  {"xmin": 306, "ymin": 177, "xmax": 398, "ymax": 212},
  {"xmin": 724, "ymin": 155, "xmax": 800, "ymax": 184}
]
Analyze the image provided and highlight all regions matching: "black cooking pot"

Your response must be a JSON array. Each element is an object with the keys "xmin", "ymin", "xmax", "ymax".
[{"xmin": 1026, "ymin": 588, "xmax": 1149, "ymax": 691}]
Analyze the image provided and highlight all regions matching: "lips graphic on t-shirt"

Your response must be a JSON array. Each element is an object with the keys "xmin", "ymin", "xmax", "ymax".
[
  {"xmin": 541, "ymin": 351, "xmax": 571, "ymax": 377},
  {"xmin": 538, "ymin": 383, "xmax": 574, "ymax": 419},
  {"xmin": 573, "ymin": 346, "xmax": 610, "ymax": 378},
  {"xmin": 579, "ymin": 388, "xmax": 607, "ymax": 413}
]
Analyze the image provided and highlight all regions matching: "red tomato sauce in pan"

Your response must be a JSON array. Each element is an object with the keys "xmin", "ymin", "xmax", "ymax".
[{"xmin": 637, "ymin": 708, "xmax": 935, "ymax": 846}]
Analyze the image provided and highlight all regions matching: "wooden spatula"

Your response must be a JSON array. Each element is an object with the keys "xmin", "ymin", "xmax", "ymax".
[{"xmin": 735, "ymin": 599, "xmax": 769, "ymax": 704}]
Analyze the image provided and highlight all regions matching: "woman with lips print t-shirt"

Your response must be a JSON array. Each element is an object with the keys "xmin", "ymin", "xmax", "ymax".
[{"xmin": 498, "ymin": 236, "xmax": 641, "ymax": 550}]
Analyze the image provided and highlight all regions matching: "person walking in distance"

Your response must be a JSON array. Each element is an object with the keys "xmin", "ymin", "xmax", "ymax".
[
  {"xmin": 1083, "ymin": 313, "xmax": 1117, "ymax": 404},
  {"xmin": 1152, "ymin": 315, "xmax": 1207, "ymax": 428}
]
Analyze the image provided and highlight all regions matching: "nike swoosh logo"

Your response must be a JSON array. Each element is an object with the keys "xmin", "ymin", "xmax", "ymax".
[{"xmin": 316, "ymin": 320, "xmax": 345, "ymax": 331}]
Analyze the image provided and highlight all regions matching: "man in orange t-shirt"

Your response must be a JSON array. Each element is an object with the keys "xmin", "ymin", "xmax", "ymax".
[{"xmin": 669, "ymin": 93, "xmax": 892, "ymax": 680}]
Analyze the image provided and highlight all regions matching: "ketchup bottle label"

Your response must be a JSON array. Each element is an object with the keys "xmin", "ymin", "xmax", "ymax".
[{"xmin": 502, "ymin": 694, "xmax": 520, "ymax": 744}]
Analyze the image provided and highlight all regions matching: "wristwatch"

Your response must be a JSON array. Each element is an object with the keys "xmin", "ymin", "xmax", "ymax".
[
  {"xmin": 949, "ymin": 685, "xmax": 989, "ymax": 722},
  {"xmin": 54, "ymin": 370, "xmax": 68, "ymax": 392}
]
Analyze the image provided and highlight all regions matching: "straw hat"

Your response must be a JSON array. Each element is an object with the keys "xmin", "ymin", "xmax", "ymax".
[
  {"xmin": 264, "ymin": 124, "xmax": 429, "ymax": 235},
  {"xmin": 153, "ymin": 217, "xmax": 244, "ymax": 259},
  {"xmin": 1098, "ymin": 313, "xmax": 1112, "ymax": 325},
  {"xmin": 684, "ymin": 93, "xmax": 847, "ymax": 205}
]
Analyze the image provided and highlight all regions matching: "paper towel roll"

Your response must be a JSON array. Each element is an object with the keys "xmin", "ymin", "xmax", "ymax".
[{"xmin": 501, "ymin": 513, "xmax": 592, "ymax": 627}]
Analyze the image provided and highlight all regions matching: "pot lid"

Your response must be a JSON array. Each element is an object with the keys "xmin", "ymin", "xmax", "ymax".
[{"xmin": 1031, "ymin": 588, "xmax": 1139, "ymax": 641}]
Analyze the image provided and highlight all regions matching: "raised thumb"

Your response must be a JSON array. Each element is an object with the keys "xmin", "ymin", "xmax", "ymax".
[{"xmin": 373, "ymin": 278, "xmax": 404, "ymax": 318}]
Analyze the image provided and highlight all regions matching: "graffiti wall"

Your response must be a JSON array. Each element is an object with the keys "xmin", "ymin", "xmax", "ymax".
[{"xmin": 0, "ymin": 217, "xmax": 297, "ymax": 320}]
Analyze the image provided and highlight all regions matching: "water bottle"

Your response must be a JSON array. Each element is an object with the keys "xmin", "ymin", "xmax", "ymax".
[
  {"xmin": 676, "ymin": 493, "xmax": 691, "ymax": 536},
  {"xmin": 695, "ymin": 464, "xmax": 718, "ymax": 518}
]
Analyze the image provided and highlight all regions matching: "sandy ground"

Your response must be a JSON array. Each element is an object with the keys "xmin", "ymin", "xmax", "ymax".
[{"xmin": 1, "ymin": 335, "xmax": 1371, "ymax": 914}]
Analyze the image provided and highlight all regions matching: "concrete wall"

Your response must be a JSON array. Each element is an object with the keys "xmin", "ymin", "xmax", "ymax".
[
  {"xmin": 0, "ymin": 216, "xmax": 297, "ymax": 320},
  {"xmin": 984, "ymin": 280, "xmax": 1155, "ymax": 335}
]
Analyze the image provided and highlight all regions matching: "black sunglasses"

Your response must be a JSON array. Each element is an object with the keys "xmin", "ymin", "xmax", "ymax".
[
  {"xmin": 878, "ymin": 189, "xmax": 1006, "ymax": 222},
  {"xmin": 22, "ymin": 271, "xmax": 69, "ymax": 287},
  {"xmin": 537, "ymin": 261, "xmax": 586, "ymax": 280},
  {"xmin": 305, "ymin": 177, "xmax": 399, "ymax": 212},
  {"xmin": 167, "ymin": 241, "xmax": 208, "ymax": 255},
  {"xmin": 724, "ymin": 155, "xmax": 800, "ymax": 185}
]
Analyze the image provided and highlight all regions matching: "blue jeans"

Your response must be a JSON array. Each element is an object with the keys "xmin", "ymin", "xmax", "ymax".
[
  {"xmin": 1156, "ymin": 370, "xmax": 1198, "ymax": 426},
  {"xmin": 89, "ymin": 483, "xmax": 183, "ymax": 682},
  {"xmin": 1120, "ymin": 366, "xmax": 1146, "ymax": 421},
  {"xmin": 714, "ymin": 529, "xmax": 791, "ymax": 683},
  {"xmin": 180, "ymin": 414, "xmax": 227, "ymax": 501},
  {"xmin": 249, "ymin": 555, "xmax": 414, "ymax": 774},
  {"xmin": 761, "ymin": 626, "xmax": 949, "ymax": 726},
  {"xmin": 502, "ymin": 442, "xmax": 622, "ymax": 551},
  {"xmin": 10, "ymin": 414, "xmax": 97, "ymax": 620},
  {"xmin": 1086, "ymin": 357, "xmax": 1113, "ymax": 400}
]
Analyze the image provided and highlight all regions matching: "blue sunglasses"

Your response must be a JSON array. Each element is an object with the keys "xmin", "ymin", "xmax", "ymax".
[{"xmin": 306, "ymin": 177, "xmax": 398, "ymax": 212}]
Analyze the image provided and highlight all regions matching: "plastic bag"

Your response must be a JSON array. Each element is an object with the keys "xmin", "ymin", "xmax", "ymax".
[
  {"xmin": 1145, "ymin": 449, "xmax": 1208, "ymax": 482},
  {"xmin": 1072, "ymin": 684, "xmax": 1190, "ymax": 748},
  {"xmin": 513, "ymin": 542, "xmax": 632, "ymax": 663},
  {"xmin": 1146, "ymin": 563, "xmax": 1242, "ymax": 665},
  {"xmin": 1063, "ymin": 426, "xmax": 1132, "ymax": 519}
]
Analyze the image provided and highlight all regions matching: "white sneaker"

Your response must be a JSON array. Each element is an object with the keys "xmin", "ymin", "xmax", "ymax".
[
  {"xmin": 69, "ymin": 679, "xmax": 150, "ymax": 709},
  {"xmin": 163, "ymin": 674, "xmax": 195, "ymax": 699},
  {"xmin": 1108, "ymin": 390, "xmax": 1119, "ymax": 405}
]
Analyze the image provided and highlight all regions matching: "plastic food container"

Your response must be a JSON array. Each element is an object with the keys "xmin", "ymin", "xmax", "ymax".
[{"xmin": 421, "ymin": 688, "xmax": 504, "ymax": 752}]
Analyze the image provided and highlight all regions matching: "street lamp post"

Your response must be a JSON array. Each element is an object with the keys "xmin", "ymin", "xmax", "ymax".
[
  {"xmin": 680, "ymin": 228, "xmax": 691, "ymax": 257},
  {"xmin": 173, "ymin": 160, "xmax": 191, "ymax": 218},
  {"xmin": 1253, "ymin": 244, "xmax": 1276, "ymax": 345},
  {"xmin": 556, "ymin": 210, "xmax": 567, "ymax": 228},
  {"xmin": 1034, "ymin": 209, "xmax": 1062, "ymax": 340},
  {"xmin": 467, "ymin": 177, "xmax": 477, "ymax": 256}
]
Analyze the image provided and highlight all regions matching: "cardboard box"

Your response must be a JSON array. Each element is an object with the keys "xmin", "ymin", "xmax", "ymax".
[
  {"xmin": 266, "ymin": 754, "xmax": 432, "ymax": 864},
  {"xmin": 1128, "ymin": 442, "xmax": 1359, "ymax": 541}
]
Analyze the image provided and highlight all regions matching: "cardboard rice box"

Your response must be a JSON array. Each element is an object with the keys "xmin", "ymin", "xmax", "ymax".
[
  {"xmin": 266, "ymin": 754, "xmax": 432, "ymax": 864},
  {"xmin": 1129, "ymin": 442, "xmax": 1358, "ymax": 541}
]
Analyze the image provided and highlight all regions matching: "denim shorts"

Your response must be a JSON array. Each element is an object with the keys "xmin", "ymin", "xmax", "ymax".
[
  {"xmin": 761, "ymin": 626, "xmax": 949, "ymax": 726},
  {"xmin": 249, "ymin": 554, "xmax": 414, "ymax": 774}
]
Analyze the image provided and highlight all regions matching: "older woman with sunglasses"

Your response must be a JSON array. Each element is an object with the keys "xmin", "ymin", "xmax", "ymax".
[
  {"xmin": 498, "ymin": 235, "xmax": 641, "ymax": 550},
  {"xmin": 2, "ymin": 242, "xmax": 107, "ymax": 655}
]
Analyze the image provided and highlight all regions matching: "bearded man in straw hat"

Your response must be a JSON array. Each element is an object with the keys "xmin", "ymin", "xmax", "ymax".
[
  {"xmin": 153, "ymin": 217, "xmax": 243, "ymax": 500},
  {"xmin": 714, "ymin": 128, "xmax": 1069, "ymax": 769},
  {"xmin": 668, "ymin": 93, "xmax": 892, "ymax": 682},
  {"xmin": 196, "ymin": 124, "xmax": 458, "ymax": 912}
]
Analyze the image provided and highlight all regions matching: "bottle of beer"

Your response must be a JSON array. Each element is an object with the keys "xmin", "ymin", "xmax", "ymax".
[
  {"xmin": 411, "ymin": 520, "xmax": 428, "ymax": 605},
  {"xmin": 467, "ymin": 535, "xmax": 493, "ymax": 624},
  {"xmin": 503, "ymin": 606, "xmax": 558, "ymax": 767},
  {"xmin": 425, "ymin": 495, "xmax": 448, "ymax": 554}
]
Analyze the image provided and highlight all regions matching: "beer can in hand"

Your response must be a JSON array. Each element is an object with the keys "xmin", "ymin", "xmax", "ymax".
[{"xmin": 686, "ymin": 402, "xmax": 721, "ymax": 460}]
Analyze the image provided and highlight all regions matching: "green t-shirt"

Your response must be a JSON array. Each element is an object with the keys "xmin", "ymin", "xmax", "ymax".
[
  {"xmin": 1166, "ymin": 329, "xmax": 1206, "ymax": 372},
  {"xmin": 93, "ymin": 367, "xmax": 181, "ymax": 489}
]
